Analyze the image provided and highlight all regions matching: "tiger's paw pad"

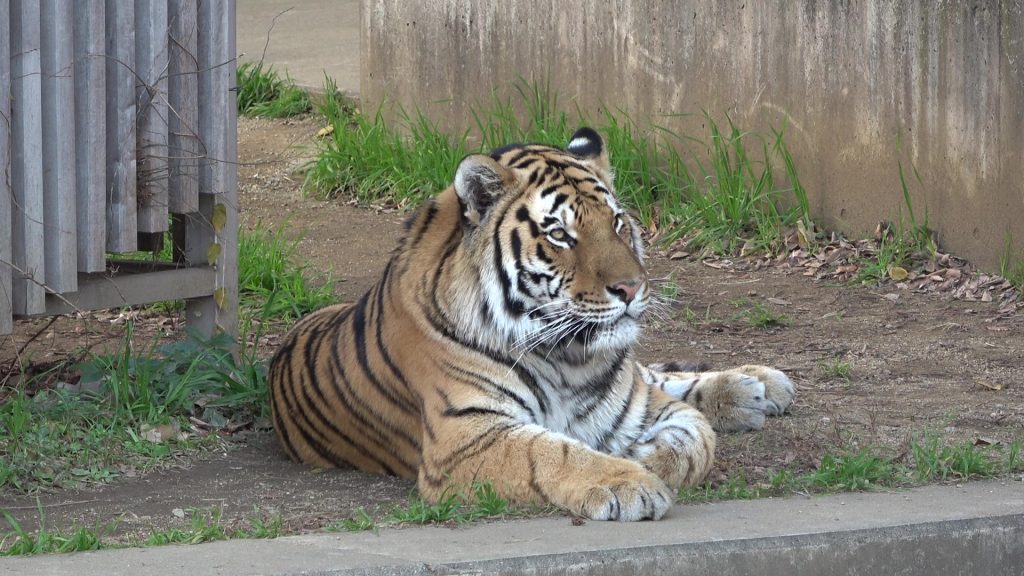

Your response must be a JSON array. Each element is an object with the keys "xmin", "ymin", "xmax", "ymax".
[
  {"xmin": 576, "ymin": 472, "xmax": 673, "ymax": 522},
  {"xmin": 730, "ymin": 365, "xmax": 795, "ymax": 416}
]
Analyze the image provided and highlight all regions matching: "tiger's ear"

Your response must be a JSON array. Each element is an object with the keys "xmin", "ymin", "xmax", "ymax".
[
  {"xmin": 566, "ymin": 127, "xmax": 611, "ymax": 173},
  {"xmin": 454, "ymin": 154, "xmax": 514, "ymax": 226}
]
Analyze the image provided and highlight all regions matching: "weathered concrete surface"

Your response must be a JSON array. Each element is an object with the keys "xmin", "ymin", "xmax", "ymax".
[
  {"xmin": 237, "ymin": 0, "xmax": 360, "ymax": 95},
  {"xmin": 362, "ymin": 1, "xmax": 1024, "ymax": 270},
  {"xmin": 3, "ymin": 480, "xmax": 1022, "ymax": 575}
]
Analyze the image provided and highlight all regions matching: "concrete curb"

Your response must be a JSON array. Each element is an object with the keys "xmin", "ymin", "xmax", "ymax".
[{"xmin": 3, "ymin": 480, "xmax": 1021, "ymax": 576}]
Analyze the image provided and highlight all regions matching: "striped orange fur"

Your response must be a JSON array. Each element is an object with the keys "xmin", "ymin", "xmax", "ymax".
[{"xmin": 268, "ymin": 128, "xmax": 794, "ymax": 520}]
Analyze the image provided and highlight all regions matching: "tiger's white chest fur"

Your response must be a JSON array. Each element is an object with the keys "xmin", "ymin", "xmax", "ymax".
[{"xmin": 502, "ymin": 352, "xmax": 649, "ymax": 456}]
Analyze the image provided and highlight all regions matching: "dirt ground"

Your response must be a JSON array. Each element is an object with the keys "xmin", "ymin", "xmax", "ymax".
[{"xmin": 2, "ymin": 116, "xmax": 1022, "ymax": 540}]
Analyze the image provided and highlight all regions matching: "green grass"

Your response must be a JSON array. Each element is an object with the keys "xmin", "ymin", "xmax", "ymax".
[
  {"xmin": 680, "ymin": 437, "xmax": 1024, "ymax": 504},
  {"xmin": 0, "ymin": 507, "xmax": 281, "ymax": 556},
  {"xmin": 855, "ymin": 158, "xmax": 937, "ymax": 285},
  {"xmin": 239, "ymin": 226, "xmax": 336, "ymax": 321},
  {"xmin": 306, "ymin": 78, "xmax": 811, "ymax": 257},
  {"xmin": 137, "ymin": 509, "xmax": 282, "ymax": 547},
  {"xmin": 819, "ymin": 358, "xmax": 852, "ymax": 381},
  {"xmin": 999, "ymin": 232, "xmax": 1024, "ymax": 291},
  {"xmin": 328, "ymin": 482, "xmax": 540, "ymax": 533},
  {"xmin": 0, "ymin": 221, "xmax": 328, "ymax": 496},
  {"xmin": 327, "ymin": 507, "xmax": 377, "ymax": 533},
  {"xmin": 236, "ymin": 60, "xmax": 311, "ymax": 118},
  {"xmin": 1, "ymin": 511, "xmax": 110, "ymax": 556},
  {"xmin": 734, "ymin": 299, "xmax": 788, "ymax": 329}
]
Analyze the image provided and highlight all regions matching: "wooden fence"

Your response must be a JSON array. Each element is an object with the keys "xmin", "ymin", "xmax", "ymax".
[{"xmin": 0, "ymin": 0, "xmax": 238, "ymax": 339}]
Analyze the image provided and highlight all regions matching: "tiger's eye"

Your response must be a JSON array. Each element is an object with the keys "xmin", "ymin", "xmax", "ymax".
[{"xmin": 548, "ymin": 229, "xmax": 568, "ymax": 242}]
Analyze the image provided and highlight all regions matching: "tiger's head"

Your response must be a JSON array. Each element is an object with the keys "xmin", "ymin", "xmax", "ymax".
[{"xmin": 451, "ymin": 128, "xmax": 648, "ymax": 355}]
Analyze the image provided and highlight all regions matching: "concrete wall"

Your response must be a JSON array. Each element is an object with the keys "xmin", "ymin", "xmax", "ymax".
[{"xmin": 361, "ymin": 1, "xmax": 1024, "ymax": 270}]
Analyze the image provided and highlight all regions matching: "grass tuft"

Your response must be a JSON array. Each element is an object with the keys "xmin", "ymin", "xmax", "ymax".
[
  {"xmin": 239, "ymin": 226, "xmax": 336, "ymax": 321},
  {"xmin": 734, "ymin": 300, "xmax": 788, "ymax": 329},
  {"xmin": 306, "ymin": 78, "xmax": 811, "ymax": 257},
  {"xmin": 818, "ymin": 358, "xmax": 852, "ymax": 381},
  {"xmin": 236, "ymin": 61, "xmax": 311, "ymax": 118}
]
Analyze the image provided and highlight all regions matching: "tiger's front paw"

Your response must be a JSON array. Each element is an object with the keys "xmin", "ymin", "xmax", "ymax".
[
  {"xmin": 729, "ymin": 365, "xmax": 795, "ymax": 416},
  {"xmin": 573, "ymin": 465, "xmax": 674, "ymax": 521},
  {"xmin": 690, "ymin": 367, "xmax": 794, "ymax": 433}
]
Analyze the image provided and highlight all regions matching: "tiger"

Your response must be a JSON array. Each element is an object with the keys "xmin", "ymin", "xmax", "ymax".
[{"xmin": 268, "ymin": 127, "xmax": 795, "ymax": 521}]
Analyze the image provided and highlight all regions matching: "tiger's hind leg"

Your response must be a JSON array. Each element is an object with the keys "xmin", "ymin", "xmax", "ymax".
[{"xmin": 640, "ymin": 363, "xmax": 795, "ymax": 433}]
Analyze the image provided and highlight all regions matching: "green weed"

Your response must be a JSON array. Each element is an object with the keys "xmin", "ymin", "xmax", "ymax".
[
  {"xmin": 384, "ymin": 482, "xmax": 518, "ymax": 527},
  {"xmin": 999, "ymin": 232, "xmax": 1024, "ymax": 290},
  {"xmin": 239, "ymin": 226, "xmax": 336, "ymax": 321},
  {"xmin": 818, "ymin": 358, "xmax": 852, "ymax": 381},
  {"xmin": 236, "ymin": 61, "xmax": 311, "ymax": 118},
  {"xmin": 735, "ymin": 300, "xmax": 788, "ymax": 329},
  {"xmin": 327, "ymin": 507, "xmax": 377, "ymax": 533},
  {"xmin": 856, "ymin": 157, "xmax": 937, "ymax": 285},
  {"xmin": 0, "ymin": 508, "xmax": 111, "ymax": 556},
  {"xmin": 911, "ymin": 434, "xmax": 1001, "ymax": 482},
  {"xmin": 307, "ymin": 78, "xmax": 810, "ymax": 258},
  {"xmin": 807, "ymin": 449, "xmax": 900, "ymax": 491}
]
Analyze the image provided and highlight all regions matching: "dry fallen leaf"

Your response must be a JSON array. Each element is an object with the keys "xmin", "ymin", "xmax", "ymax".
[{"xmin": 888, "ymin": 266, "xmax": 909, "ymax": 281}]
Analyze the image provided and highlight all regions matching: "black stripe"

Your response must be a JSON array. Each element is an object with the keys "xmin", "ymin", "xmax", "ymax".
[
  {"xmin": 323, "ymin": 326, "xmax": 421, "ymax": 471},
  {"xmin": 352, "ymin": 290, "xmax": 414, "ymax": 414},
  {"xmin": 596, "ymin": 379, "xmax": 637, "ymax": 451},
  {"xmin": 539, "ymin": 184, "xmax": 561, "ymax": 198},
  {"xmin": 442, "ymin": 362, "xmax": 538, "ymax": 421},
  {"xmin": 549, "ymin": 193, "xmax": 569, "ymax": 213},
  {"xmin": 442, "ymin": 406, "xmax": 514, "ymax": 419},
  {"xmin": 492, "ymin": 205, "xmax": 526, "ymax": 317}
]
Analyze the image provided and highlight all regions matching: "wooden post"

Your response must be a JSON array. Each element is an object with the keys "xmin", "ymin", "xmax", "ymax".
[
  {"xmin": 40, "ymin": 0, "xmax": 78, "ymax": 294},
  {"xmin": 184, "ymin": 0, "xmax": 237, "ymax": 341},
  {"xmin": 105, "ymin": 0, "xmax": 137, "ymax": 253},
  {"xmin": 10, "ymin": 0, "xmax": 46, "ymax": 315},
  {"xmin": 168, "ymin": 0, "xmax": 200, "ymax": 214},
  {"xmin": 135, "ymin": 0, "xmax": 170, "ymax": 235},
  {"xmin": 0, "ymin": 0, "xmax": 12, "ymax": 334},
  {"xmin": 74, "ymin": 0, "xmax": 107, "ymax": 273}
]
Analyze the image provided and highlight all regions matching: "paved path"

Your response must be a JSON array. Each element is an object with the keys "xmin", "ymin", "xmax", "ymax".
[
  {"xmin": 3, "ymin": 480, "xmax": 1022, "ymax": 575},
  {"xmin": 236, "ymin": 0, "xmax": 360, "ymax": 95}
]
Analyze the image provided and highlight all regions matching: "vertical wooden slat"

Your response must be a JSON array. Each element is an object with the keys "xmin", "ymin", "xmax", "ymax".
[
  {"xmin": 135, "ymin": 0, "xmax": 169, "ymax": 234},
  {"xmin": 0, "ymin": 0, "xmax": 13, "ymax": 334},
  {"xmin": 74, "ymin": 0, "xmax": 106, "ymax": 273},
  {"xmin": 10, "ymin": 0, "xmax": 46, "ymax": 314},
  {"xmin": 168, "ymin": 0, "xmax": 200, "ymax": 214},
  {"xmin": 197, "ymin": 0, "xmax": 232, "ymax": 197},
  {"xmin": 40, "ymin": 0, "xmax": 77, "ymax": 293},
  {"xmin": 185, "ymin": 0, "xmax": 237, "ymax": 340},
  {"xmin": 105, "ymin": 0, "xmax": 137, "ymax": 252}
]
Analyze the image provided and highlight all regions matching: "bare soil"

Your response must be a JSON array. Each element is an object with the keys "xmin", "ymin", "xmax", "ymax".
[{"xmin": 2, "ymin": 116, "xmax": 1022, "ymax": 541}]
